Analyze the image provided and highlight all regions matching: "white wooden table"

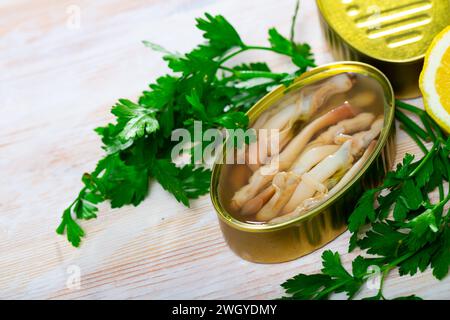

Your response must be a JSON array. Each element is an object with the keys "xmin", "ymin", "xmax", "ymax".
[{"xmin": 1, "ymin": 0, "xmax": 448, "ymax": 299}]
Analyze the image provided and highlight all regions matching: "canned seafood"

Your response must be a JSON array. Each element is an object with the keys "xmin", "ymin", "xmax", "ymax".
[{"xmin": 210, "ymin": 62, "xmax": 396, "ymax": 263}]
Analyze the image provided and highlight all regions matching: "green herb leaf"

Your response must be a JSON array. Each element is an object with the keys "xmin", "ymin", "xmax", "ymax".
[
  {"xmin": 431, "ymin": 227, "xmax": 450, "ymax": 280},
  {"xmin": 94, "ymin": 154, "xmax": 150, "ymax": 208},
  {"xmin": 151, "ymin": 159, "xmax": 190, "ymax": 206},
  {"xmin": 56, "ymin": 209, "xmax": 85, "ymax": 247},
  {"xmin": 281, "ymin": 274, "xmax": 333, "ymax": 300},
  {"xmin": 282, "ymin": 250, "xmax": 366, "ymax": 300},
  {"xmin": 196, "ymin": 13, "xmax": 244, "ymax": 51},
  {"xmin": 98, "ymin": 99, "xmax": 159, "ymax": 154},
  {"xmin": 268, "ymin": 28, "xmax": 315, "ymax": 72},
  {"xmin": 177, "ymin": 164, "xmax": 212, "ymax": 200},
  {"xmin": 358, "ymin": 222, "xmax": 407, "ymax": 257},
  {"xmin": 348, "ymin": 189, "xmax": 379, "ymax": 233}
]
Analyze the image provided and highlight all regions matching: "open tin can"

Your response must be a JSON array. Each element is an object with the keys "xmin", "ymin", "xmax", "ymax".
[
  {"xmin": 317, "ymin": 0, "xmax": 449, "ymax": 99},
  {"xmin": 210, "ymin": 62, "xmax": 396, "ymax": 263}
]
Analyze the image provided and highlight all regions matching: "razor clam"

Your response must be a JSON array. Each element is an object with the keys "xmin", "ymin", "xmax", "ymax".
[
  {"xmin": 279, "ymin": 120, "xmax": 383, "ymax": 217},
  {"xmin": 269, "ymin": 140, "xmax": 377, "ymax": 224},
  {"xmin": 230, "ymin": 103, "xmax": 358, "ymax": 211},
  {"xmin": 281, "ymin": 140, "xmax": 354, "ymax": 215},
  {"xmin": 255, "ymin": 172, "xmax": 301, "ymax": 222},
  {"xmin": 246, "ymin": 74, "xmax": 354, "ymax": 170},
  {"xmin": 241, "ymin": 144, "xmax": 339, "ymax": 215}
]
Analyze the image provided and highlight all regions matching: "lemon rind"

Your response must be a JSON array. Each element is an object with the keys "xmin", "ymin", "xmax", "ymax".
[{"xmin": 419, "ymin": 26, "xmax": 450, "ymax": 134}]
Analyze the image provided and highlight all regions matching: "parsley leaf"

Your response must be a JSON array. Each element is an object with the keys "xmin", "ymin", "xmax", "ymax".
[
  {"xmin": 348, "ymin": 188, "xmax": 379, "ymax": 233},
  {"xmin": 268, "ymin": 28, "xmax": 315, "ymax": 72},
  {"xmin": 282, "ymin": 251, "xmax": 379, "ymax": 300},
  {"xmin": 281, "ymin": 274, "xmax": 333, "ymax": 300},
  {"xmin": 94, "ymin": 154, "xmax": 150, "ymax": 208},
  {"xmin": 56, "ymin": 209, "xmax": 85, "ymax": 247},
  {"xmin": 195, "ymin": 13, "xmax": 244, "ymax": 51},
  {"xmin": 430, "ymin": 225, "xmax": 450, "ymax": 280},
  {"xmin": 151, "ymin": 159, "xmax": 211, "ymax": 207},
  {"xmin": 113, "ymin": 100, "xmax": 158, "ymax": 138},
  {"xmin": 358, "ymin": 222, "xmax": 407, "ymax": 257},
  {"xmin": 96, "ymin": 99, "xmax": 159, "ymax": 154}
]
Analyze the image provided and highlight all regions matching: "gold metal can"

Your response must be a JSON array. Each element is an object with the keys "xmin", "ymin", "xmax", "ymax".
[
  {"xmin": 317, "ymin": 0, "xmax": 450, "ymax": 99},
  {"xmin": 210, "ymin": 62, "xmax": 396, "ymax": 263}
]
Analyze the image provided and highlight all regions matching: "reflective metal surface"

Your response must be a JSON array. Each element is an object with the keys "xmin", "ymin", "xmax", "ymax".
[{"xmin": 317, "ymin": 0, "xmax": 450, "ymax": 98}]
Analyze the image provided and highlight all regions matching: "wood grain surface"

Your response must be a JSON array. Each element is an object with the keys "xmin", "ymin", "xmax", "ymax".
[{"xmin": 0, "ymin": 0, "xmax": 448, "ymax": 299}]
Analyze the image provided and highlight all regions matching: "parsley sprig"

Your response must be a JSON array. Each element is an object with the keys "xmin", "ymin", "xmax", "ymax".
[
  {"xmin": 281, "ymin": 100, "xmax": 449, "ymax": 300},
  {"xmin": 57, "ymin": 4, "xmax": 315, "ymax": 247}
]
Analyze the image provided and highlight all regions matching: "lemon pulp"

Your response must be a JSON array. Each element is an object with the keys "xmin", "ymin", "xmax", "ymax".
[{"xmin": 435, "ymin": 46, "xmax": 450, "ymax": 114}]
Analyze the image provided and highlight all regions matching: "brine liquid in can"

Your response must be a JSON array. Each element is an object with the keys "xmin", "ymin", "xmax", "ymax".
[{"xmin": 218, "ymin": 72, "xmax": 387, "ymax": 225}]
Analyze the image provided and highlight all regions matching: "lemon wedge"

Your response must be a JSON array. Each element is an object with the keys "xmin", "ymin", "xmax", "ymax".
[{"xmin": 419, "ymin": 26, "xmax": 450, "ymax": 134}]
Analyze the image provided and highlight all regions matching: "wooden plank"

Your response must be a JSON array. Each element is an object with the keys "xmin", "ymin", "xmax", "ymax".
[{"xmin": 0, "ymin": 0, "xmax": 448, "ymax": 299}]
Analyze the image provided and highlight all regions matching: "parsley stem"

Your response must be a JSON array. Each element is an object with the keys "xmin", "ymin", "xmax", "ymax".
[
  {"xmin": 68, "ymin": 187, "xmax": 87, "ymax": 211},
  {"xmin": 384, "ymin": 250, "xmax": 416, "ymax": 270},
  {"xmin": 433, "ymin": 193, "xmax": 450, "ymax": 212},
  {"xmin": 428, "ymin": 117, "xmax": 446, "ymax": 142},
  {"xmin": 219, "ymin": 66, "xmax": 287, "ymax": 80},
  {"xmin": 409, "ymin": 142, "xmax": 438, "ymax": 178},
  {"xmin": 377, "ymin": 269, "xmax": 389, "ymax": 300},
  {"xmin": 395, "ymin": 100, "xmax": 425, "ymax": 115},
  {"xmin": 245, "ymin": 45, "xmax": 286, "ymax": 52},
  {"xmin": 420, "ymin": 114, "xmax": 436, "ymax": 140},
  {"xmin": 290, "ymin": 0, "xmax": 300, "ymax": 43},
  {"xmin": 373, "ymin": 252, "xmax": 416, "ymax": 300},
  {"xmin": 441, "ymin": 151, "xmax": 450, "ymax": 190},
  {"xmin": 396, "ymin": 100, "xmax": 446, "ymax": 142},
  {"xmin": 399, "ymin": 124, "xmax": 428, "ymax": 153},
  {"xmin": 315, "ymin": 279, "xmax": 353, "ymax": 300},
  {"xmin": 438, "ymin": 183, "xmax": 445, "ymax": 201},
  {"xmin": 395, "ymin": 109, "xmax": 429, "ymax": 141},
  {"xmin": 218, "ymin": 48, "xmax": 246, "ymax": 64},
  {"xmin": 219, "ymin": 44, "xmax": 303, "ymax": 66},
  {"xmin": 219, "ymin": 46, "xmax": 280, "ymax": 65}
]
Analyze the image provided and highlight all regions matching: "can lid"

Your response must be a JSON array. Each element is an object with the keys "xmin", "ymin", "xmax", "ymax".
[{"xmin": 317, "ymin": 0, "xmax": 449, "ymax": 62}]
